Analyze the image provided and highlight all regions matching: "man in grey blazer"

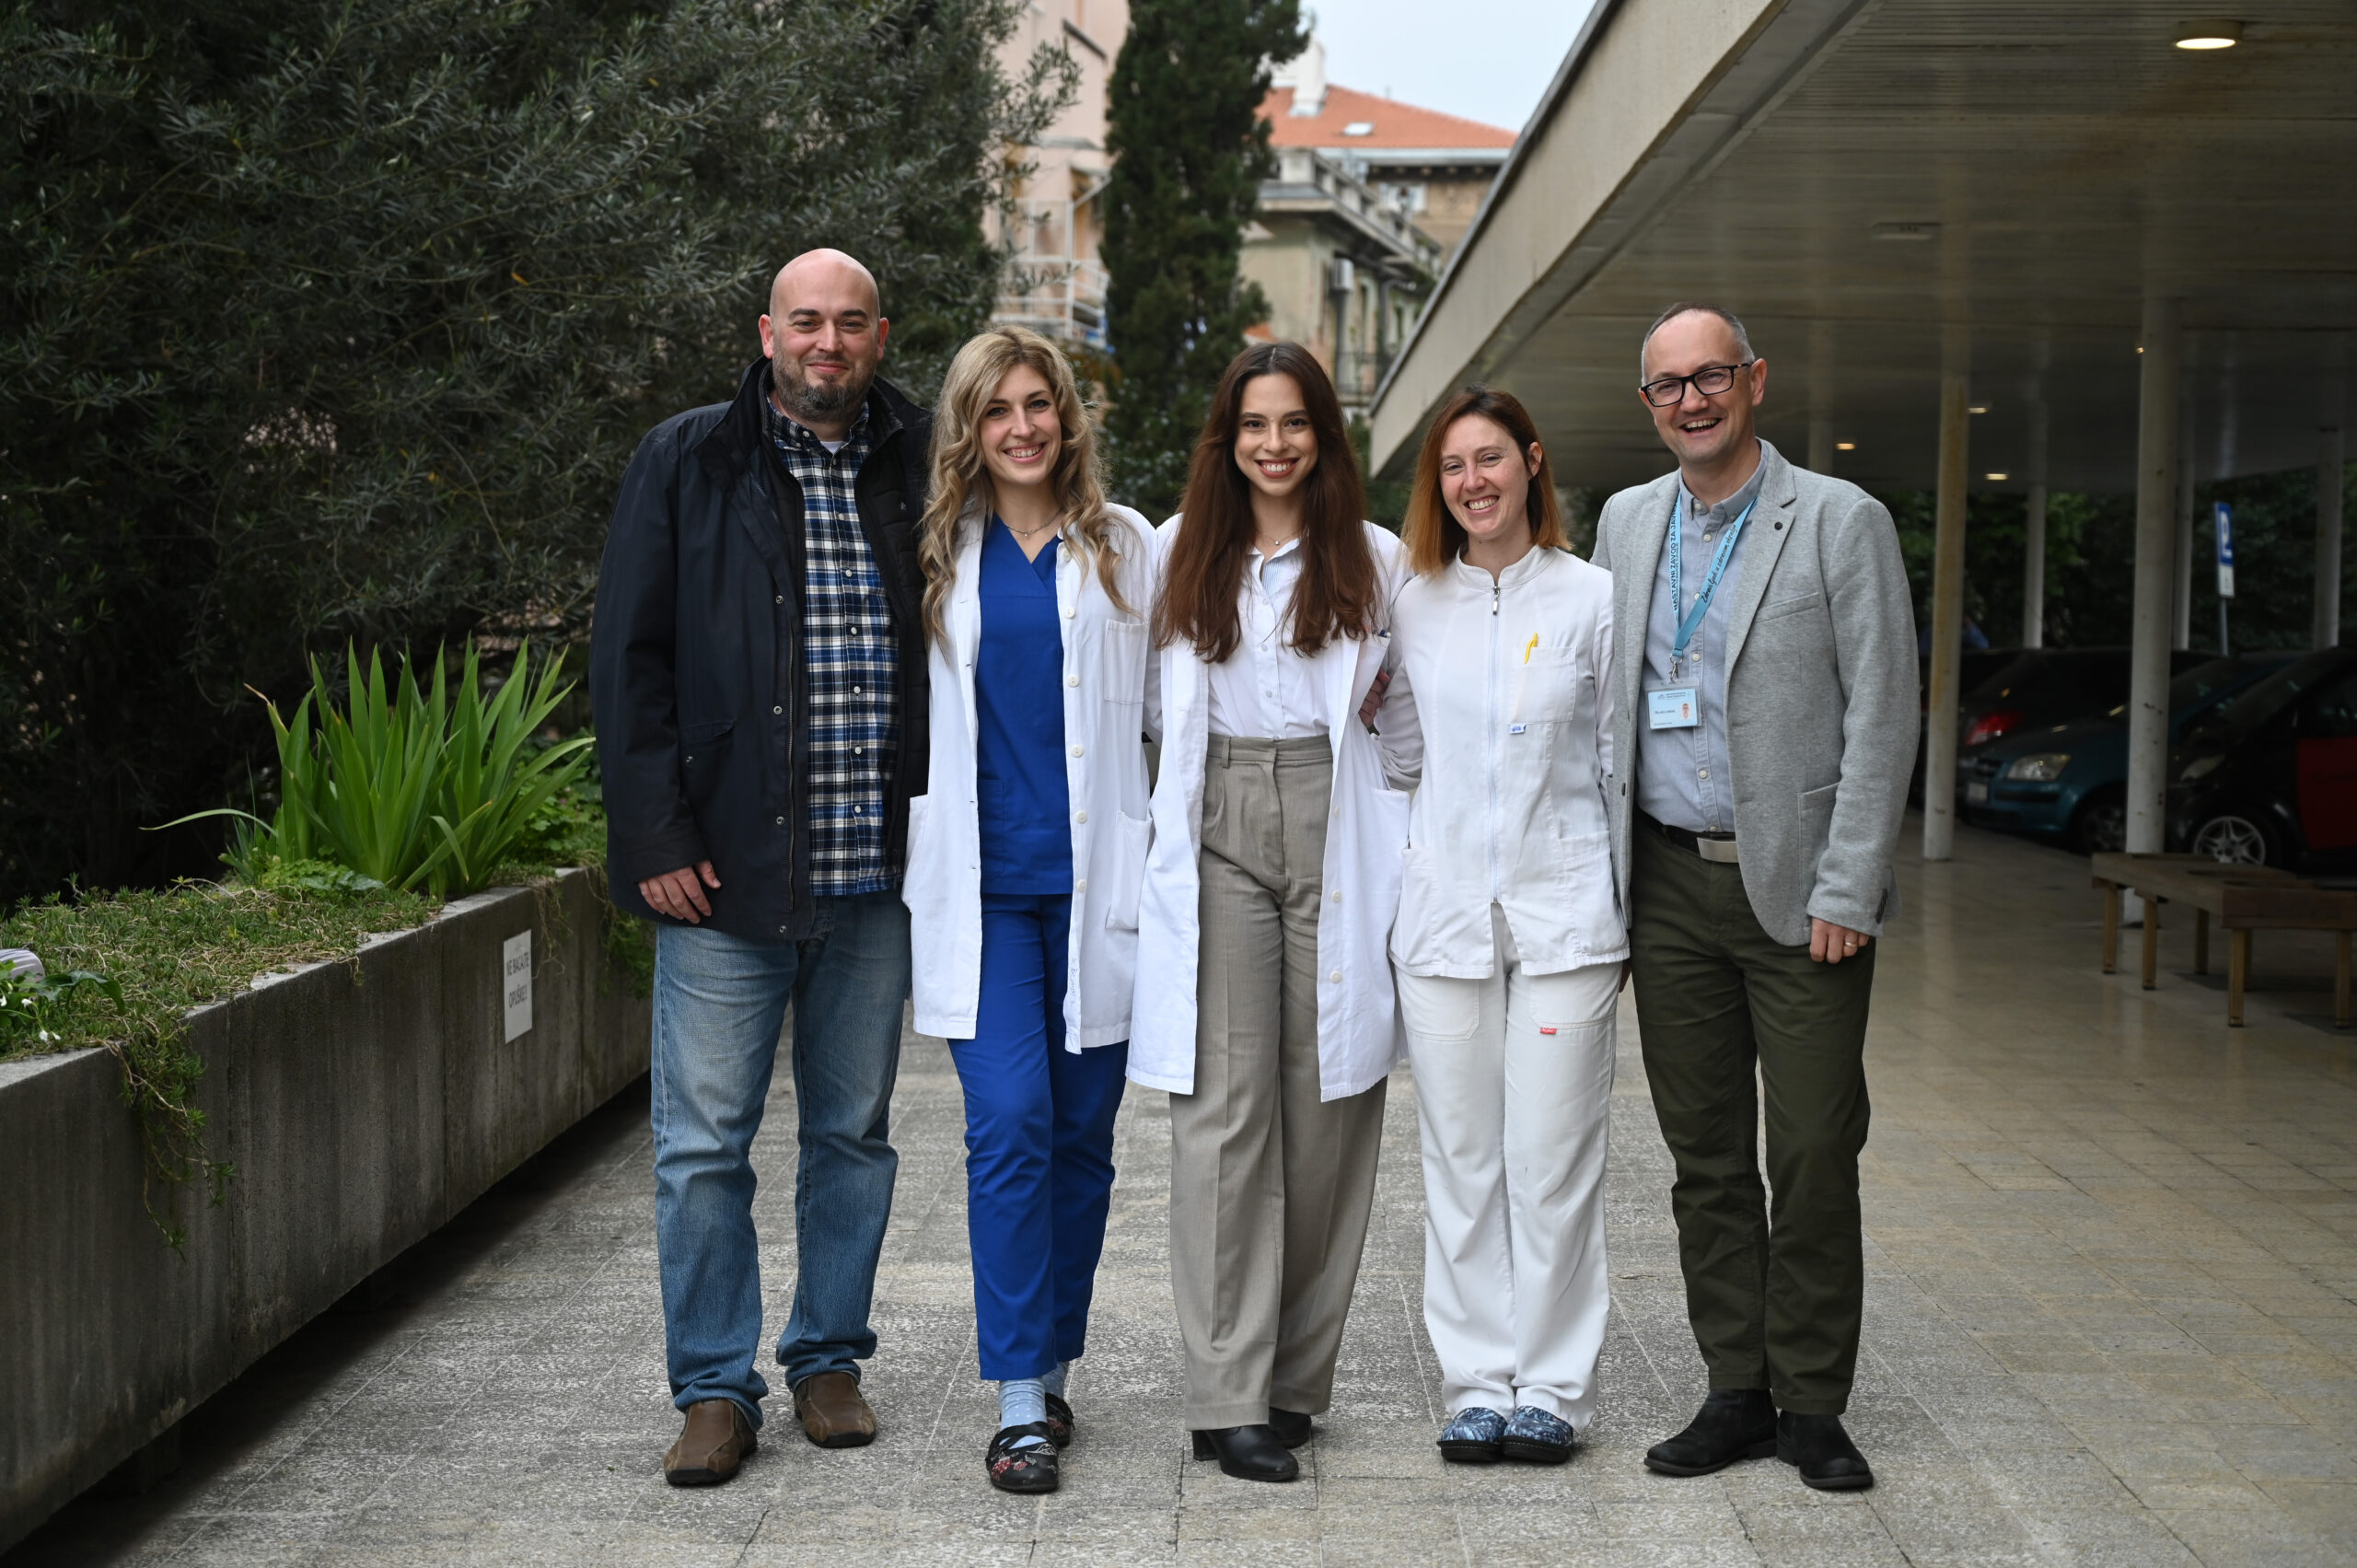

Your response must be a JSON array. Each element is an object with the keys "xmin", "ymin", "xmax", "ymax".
[{"xmin": 1592, "ymin": 303, "xmax": 1916, "ymax": 1492}]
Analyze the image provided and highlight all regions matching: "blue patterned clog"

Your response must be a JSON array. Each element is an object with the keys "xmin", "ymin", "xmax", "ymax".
[
  {"xmin": 1438, "ymin": 1406, "xmax": 1508, "ymax": 1464},
  {"xmin": 1502, "ymin": 1404, "xmax": 1574, "ymax": 1464}
]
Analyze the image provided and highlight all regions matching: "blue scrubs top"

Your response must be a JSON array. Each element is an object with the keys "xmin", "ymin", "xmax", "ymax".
[{"xmin": 976, "ymin": 519, "xmax": 1074, "ymax": 894}]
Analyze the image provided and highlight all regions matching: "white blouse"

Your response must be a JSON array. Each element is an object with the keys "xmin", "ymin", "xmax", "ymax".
[{"xmin": 1203, "ymin": 536, "xmax": 1327, "ymax": 740}]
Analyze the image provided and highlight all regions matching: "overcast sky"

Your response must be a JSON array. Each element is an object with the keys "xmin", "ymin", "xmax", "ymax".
[{"xmin": 1303, "ymin": 0, "xmax": 1605, "ymax": 134}]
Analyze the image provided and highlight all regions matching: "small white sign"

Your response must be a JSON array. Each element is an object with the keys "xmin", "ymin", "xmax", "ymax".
[{"xmin": 502, "ymin": 932, "xmax": 533, "ymax": 1042}]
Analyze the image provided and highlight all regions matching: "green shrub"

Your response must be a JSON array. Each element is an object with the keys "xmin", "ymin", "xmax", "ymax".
[{"xmin": 177, "ymin": 641, "xmax": 592, "ymax": 897}]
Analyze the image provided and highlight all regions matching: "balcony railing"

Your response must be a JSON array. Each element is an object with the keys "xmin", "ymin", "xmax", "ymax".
[{"xmin": 995, "ymin": 256, "xmax": 1110, "ymax": 351}]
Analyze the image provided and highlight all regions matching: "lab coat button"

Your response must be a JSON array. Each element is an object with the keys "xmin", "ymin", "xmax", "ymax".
[
  {"xmin": 1075, "ymin": 810, "xmax": 1088, "ymax": 824},
  {"xmin": 1071, "ymin": 744, "xmax": 1085, "ymax": 757},
  {"xmin": 1076, "ymin": 877, "xmax": 1088, "ymax": 893},
  {"xmin": 1329, "ymin": 969, "xmax": 1342, "ymax": 983},
  {"xmin": 1068, "ymin": 674, "xmax": 1081, "ymax": 687}
]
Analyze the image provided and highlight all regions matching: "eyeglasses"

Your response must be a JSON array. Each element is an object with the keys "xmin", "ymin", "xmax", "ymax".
[{"xmin": 1639, "ymin": 362, "xmax": 1753, "ymax": 407}]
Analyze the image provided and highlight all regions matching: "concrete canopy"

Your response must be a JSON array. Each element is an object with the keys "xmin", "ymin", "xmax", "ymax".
[{"xmin": 1367, "ymin": 0, "xmax": 2357, "ymax": 495}]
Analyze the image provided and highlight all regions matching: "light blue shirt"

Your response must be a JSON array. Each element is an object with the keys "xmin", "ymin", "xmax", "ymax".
[{"xmin": 1634, "ymin": 445, "xmax": 1767, "ymax": 835}]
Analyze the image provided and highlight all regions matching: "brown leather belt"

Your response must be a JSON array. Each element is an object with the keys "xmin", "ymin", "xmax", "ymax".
[{"xmin": 1638, "ymin": 809, "xmax": 1740, "ymax": 865}]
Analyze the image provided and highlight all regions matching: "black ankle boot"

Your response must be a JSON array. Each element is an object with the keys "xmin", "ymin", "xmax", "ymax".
[
  {"xmin": 1777, "ymin": 1411, "xmax": 1874, "ymax": 1491},
  {"xmin": 1643, "ymin": 1389, "xmax": 1776, "ymax": 1477},
  {"xmin": 1190, "ymin": 1423, "xmax": 1300, "ymax": 1481}
]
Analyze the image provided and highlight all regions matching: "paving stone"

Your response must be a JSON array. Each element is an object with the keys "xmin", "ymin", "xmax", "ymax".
[{"xmin": 16, "ymin": 820, "xmax": 2357, "ymax": 1565}]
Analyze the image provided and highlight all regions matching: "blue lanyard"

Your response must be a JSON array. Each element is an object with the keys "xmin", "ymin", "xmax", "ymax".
[{"xmin": 1667, "ymin": 489, "xmax": 1757, "ymax": 672}]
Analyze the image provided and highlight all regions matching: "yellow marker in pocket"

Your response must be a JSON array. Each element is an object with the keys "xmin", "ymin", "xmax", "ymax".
[{"xmin": 1510, "ymin": 634, "xmax": 1540, "ymax": 731}]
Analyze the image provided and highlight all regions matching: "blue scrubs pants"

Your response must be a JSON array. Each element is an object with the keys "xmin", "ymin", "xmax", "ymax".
[{"xmin": 949, "ymin": 892, "xmax": 1129, "ymax": 1380}]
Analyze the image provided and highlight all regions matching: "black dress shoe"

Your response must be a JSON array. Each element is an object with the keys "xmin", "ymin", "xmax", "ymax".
[
  {"xmin": 1190, "ymin": 1423, "xmax": 1300, "ymax": 1481},
  {"xmin": 1643, "ymin": 1389, "xmax": 1776, "ymax": 1477},
  {"xmin": 1268, "ymin": 1407, "xmax": 1313, "ymax": 1448},
  {"xmin": 1043, "ymin": 1392, "xmax": 1074, "ymax": 1449},
  {"xmin": 1777, "ymin": 1411, "xmax": 1874, "ymax": 1491}
]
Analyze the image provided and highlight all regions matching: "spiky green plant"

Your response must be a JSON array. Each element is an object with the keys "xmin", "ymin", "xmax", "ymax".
[
  {"xmin": 425, "ymin": 643, "xmax": 596, "ymax": 896},
  {"xmin": 162, "ymin": 640, "xmax": 591, "ymax": 897}
]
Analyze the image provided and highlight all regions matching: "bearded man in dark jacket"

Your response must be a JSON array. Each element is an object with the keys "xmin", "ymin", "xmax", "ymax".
[{"xmin": 591, "ymin": 249, "xmax": 932, "ymax": 1486}]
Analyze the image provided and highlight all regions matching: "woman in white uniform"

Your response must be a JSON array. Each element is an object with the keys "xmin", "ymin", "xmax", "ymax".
[
  {"xmin": 1130, "ymin": 343, "xmax": 1414, "ymax": 1483},
  {"xmin": 1376, "ymin": 385, "xmax": 1624, "ymax": 1466}
]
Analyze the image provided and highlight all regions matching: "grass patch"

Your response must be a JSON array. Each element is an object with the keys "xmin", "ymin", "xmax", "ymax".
[{"xmin": 1, "ymin": 878, "xmax": 440, "ymax": 1243}]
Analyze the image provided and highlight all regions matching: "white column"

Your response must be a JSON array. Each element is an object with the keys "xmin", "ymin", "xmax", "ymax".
[
  {"xmin": 2127, "ymin": 298, "xmax": 2181, "ymax": 856},
  {"xmin": 1923, "ymin": 366, "xmax": 1970, "ymax": 862},
  {"xmin": 2174, "ymin": 395, "xmax": 2195, "ymax": 650},
  {"xmin": 2024, "ymin": 388, "xmax": 2048, "ymax": 649},
  {"xmin": 2320, "ymin": 389, "xmax": 2346, "ymax": 650}
]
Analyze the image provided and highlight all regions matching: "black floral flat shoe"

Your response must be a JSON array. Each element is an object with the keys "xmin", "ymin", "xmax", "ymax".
[
  {"xmin": 986, "ymin": 1423, "xmax": 1060, "ymax": 1493},
  {"xmin": 1044, "ymin": 1392, "xmax": 1074, "ymax": 1449}
]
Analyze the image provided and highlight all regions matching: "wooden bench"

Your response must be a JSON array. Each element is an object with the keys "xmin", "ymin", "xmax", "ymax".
[{"xmin": 2090, "ymin": 852, "xmax": 2355, "ymax": 1028}]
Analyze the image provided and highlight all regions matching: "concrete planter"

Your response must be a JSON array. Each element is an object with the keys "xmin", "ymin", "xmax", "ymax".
[{"xmin": 0, "ymin": 870, "xmax": 651, "ymax": 1551}]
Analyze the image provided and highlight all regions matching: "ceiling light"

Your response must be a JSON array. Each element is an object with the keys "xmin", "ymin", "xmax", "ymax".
[
  {"xmin": 1836, "ymin": 441, "xmax": 1857, "ymax": 451},
  {"xmin": 2173, "ymin": 18, "xmax": 2242, "ymax": 49},
  {"xmin": 1986, "ymin": 471, "xmax": 2009, "ymax": 482},
  {"xmin": 1871, "ymin": 221, "xmax": 1939, "ymax": 242},
  {"xmin": 1968, "ymin": 405, "xmax": 1989, "ymax": 414}
]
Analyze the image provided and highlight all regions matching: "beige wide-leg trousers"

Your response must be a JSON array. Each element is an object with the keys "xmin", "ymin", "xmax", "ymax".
[{"xmin": 1170, "ymin": 734, "xmax": 1387, "ymax": 1430}]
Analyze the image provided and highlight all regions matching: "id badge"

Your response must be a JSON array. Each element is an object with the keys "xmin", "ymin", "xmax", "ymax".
[{"xmin": 1647, "ymin": 686, "xmax": 1700, "ymax": 730}]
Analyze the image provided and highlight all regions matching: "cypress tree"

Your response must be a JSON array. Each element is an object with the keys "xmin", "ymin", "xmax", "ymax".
[{"xmin": 1100, "ymin": 0, "xmax": 1305, "ymax": 516}]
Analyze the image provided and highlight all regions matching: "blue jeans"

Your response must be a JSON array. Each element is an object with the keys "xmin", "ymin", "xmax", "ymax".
[
  {"xmin": 949, "ymin": 893, "xmax": 1128, "ymax": 1380},
  {"xmin": 651, "ymin": 894, "xmax": 910, "ymax": 1423}
]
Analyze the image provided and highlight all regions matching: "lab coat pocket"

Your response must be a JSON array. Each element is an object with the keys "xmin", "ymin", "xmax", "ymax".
[
  {"xmin": 1390, "ymin": 840, "xmax": 1458, "ymax": 973},
  {"xmin": 1101, "ymin": 810, "xmax": 1151, "ymax": 932},
  {"xmin": 1553, "ymin": 830, "xmax": 1622, "ymax": 958},
  {"xmin": 1097, "ymin": 619, "xmax": 1148, "ymax": 706},
  {"xmin": 1515, "ymin": 647, "xmax": 1583, "ymax": 726}
]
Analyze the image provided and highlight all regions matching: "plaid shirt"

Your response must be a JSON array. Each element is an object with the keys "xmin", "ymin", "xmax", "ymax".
[{"xmin": 769, "ymin": 397, "xmax": 899, "ymax": 896}]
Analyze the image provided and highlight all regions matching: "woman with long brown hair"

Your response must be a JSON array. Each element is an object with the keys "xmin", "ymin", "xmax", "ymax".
[
  {"xmin": 901, "ymin": 325, "xmax": 1156, "ymax": 1494},
  {"xmin": 1129, "ymin": 343, "xmax": 1416, "ymax": 1483}
]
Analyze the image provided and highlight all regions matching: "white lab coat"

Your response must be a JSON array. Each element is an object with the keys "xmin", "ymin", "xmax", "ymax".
[
  {"xmin": 902, "ymin": 503, "xmax": 1160, "ymax": 1049},
  {"xmin": 1128, "ymin": 517, "xmax": 1415, "ymax": 1102},
  {"xmin": 1379, "ymin": 546, "xmax": 1627, "ymax": 977}
]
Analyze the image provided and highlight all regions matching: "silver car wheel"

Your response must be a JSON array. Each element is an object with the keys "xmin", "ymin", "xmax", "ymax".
[{"xmin": 2192, "ymin": 814, "xmax": 2270, "ymax": 865}]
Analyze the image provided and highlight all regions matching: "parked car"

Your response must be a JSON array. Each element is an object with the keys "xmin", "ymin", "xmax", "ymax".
[
  {"xmin": 1914, "ymin": 646, "xmax": 2208, "ymax": 807},
  {"xmin": 2167, "ymin": 646, "xmax": 2357, "ymax": 869},
  {"xmin": 1958, "ymin": 652, "xmax": 2298, "ymax": 854},
  {"xmin": 1910, "ymin": 647, "xmax": 2038, "ymax": 803}
]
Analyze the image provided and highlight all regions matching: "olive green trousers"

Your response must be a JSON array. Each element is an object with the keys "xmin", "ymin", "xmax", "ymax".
[{"xmin": 1629, "ymin": 823, "xmax": 1876, "ymax": 1415}]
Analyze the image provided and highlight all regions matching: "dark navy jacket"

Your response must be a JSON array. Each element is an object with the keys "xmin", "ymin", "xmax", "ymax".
[{"xmin": 589, "ymin": 359, "xmax": 932, "ymax": 940}]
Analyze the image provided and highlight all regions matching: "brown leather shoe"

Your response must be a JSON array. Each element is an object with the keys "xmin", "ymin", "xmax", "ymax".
[
  {"xmin": 664, "ymin": 1399, "xmax": 757, "ymax": 1486},
  {"xmin": 791, "ymin": 1371, "xmax": 878, "ymax": 1448}
]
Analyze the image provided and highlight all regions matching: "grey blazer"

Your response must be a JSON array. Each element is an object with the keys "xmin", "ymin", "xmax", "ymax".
[{"xmin": 1592, "ymin": 440, "xmax": 1917, "ymax": 947}]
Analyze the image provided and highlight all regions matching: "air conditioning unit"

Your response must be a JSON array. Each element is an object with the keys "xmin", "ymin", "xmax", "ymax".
[{"xmin": 1329, "ymin": 257, "xmax": 1356, "ymax": 295}]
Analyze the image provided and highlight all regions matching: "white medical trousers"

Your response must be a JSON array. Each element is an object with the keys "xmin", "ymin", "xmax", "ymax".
[{"xmin": 1396, "ymin": 906, "xmax": 1619, "ymax": 1425}]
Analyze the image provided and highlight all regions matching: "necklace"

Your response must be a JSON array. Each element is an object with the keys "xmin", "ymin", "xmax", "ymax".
[{"xmin": 1001, "ymin": 515, "xmax": 1059, "ymax": 540}]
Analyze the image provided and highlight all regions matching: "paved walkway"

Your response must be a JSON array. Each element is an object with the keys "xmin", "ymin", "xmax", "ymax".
[{"xmin": 13, "ymin": 819, "xmax": 2357, "ymax": 1567}]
